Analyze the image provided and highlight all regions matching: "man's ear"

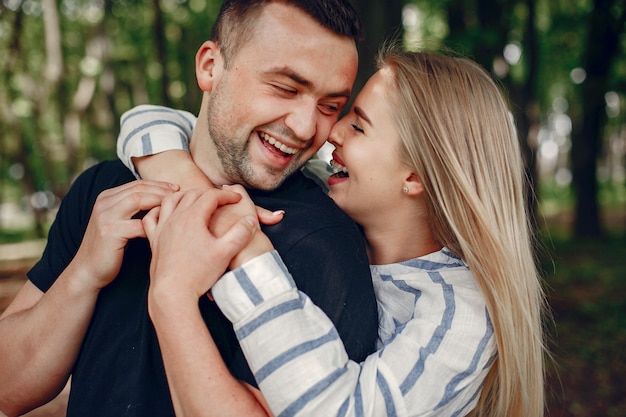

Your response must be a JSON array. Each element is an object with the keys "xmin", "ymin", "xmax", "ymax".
[
  {"xmin": 196, "ymin": 41, "xmax": 222, "ymax": 92},
  {"xmin": 403, "ymin": 173, "xmax": 425, "ymax": 196}
]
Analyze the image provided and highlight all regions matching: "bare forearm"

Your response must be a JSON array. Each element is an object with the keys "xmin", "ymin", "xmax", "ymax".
[
  {"xmin": 0, "ymin": 266, "xmax": 100, "ymax": 415},
  {"xmin": 149, "ymin": 290, "xmax": 270, "ymax": 417},
  {"xmin": 228, "ymin": 231, "xmax": 274, "ymax": 271},
  {"xmin": 133, "ymin": 151, "xmax": 213, "ymax": 190}
]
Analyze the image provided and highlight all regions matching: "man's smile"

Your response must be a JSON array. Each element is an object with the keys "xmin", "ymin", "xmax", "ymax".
[{"xmin": 259, "ymin": 131, "xmax": 298, "ymax": 156}]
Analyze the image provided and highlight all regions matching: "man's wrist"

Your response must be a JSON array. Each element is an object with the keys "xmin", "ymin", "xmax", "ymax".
[{"xmin": 148, "ymin": 280, "xmax": 199, "ymax": 319}]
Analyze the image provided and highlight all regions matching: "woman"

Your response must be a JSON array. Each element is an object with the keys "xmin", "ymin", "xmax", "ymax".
[{"xmin": 122, "ymin": 46, "xmax": 547, "ymax": 416}]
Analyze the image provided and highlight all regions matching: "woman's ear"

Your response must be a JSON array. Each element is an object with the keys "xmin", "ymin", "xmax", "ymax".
[
  {"xmin": 196, "ymin": 41, "xmax": 222, "ymax": 92},
  {"xmin": 403, "ymin": 173, "xmax": 425, "ymax": 196}
]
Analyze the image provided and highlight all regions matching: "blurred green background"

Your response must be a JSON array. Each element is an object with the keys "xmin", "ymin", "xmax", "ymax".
[{"xmin": 0, "ymin": 0, "xmax": 625, "ymax": 415}]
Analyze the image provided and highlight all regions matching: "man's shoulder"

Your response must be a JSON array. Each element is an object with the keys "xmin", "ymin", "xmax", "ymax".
[
  {"xmin": 26, "ymin": 160, "xmax": 135, "ymax": 293},
  {"xmin": 254, "ymin": 172, "xmax": 352, "ymax": 227},
  {"xmin": 255, "ymin": 173, "xmax": 365, "ymax": 255},
  {"xmin": 72, "ymin": 160, "xmax": 135, "ymax": 194},
  {"xmin": 79, "ymin": 159, "xmax": 133, "ymax": 181}
]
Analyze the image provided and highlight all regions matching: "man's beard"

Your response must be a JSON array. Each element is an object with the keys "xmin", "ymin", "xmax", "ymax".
[{"xmin": 205, "ymin": 91, "xmax": 302, "ymax": 191}]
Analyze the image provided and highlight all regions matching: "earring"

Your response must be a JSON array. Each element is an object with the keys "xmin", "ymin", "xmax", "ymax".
[{"xmin": 402, "ymin": 186, "xmax": 409, "ymax": 193}]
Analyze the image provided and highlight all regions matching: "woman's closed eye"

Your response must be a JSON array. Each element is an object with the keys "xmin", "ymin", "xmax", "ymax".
[{"xmin": 351, "ymin": 123, "xmax": 364, "ymax": 133}]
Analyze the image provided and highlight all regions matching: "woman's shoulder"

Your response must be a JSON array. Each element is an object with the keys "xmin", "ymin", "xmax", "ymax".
[
  {"xmin": 372, "ymin": 248, "xmax": 467, "ymax": 275},
  {"xmin": 371, "ymin": 248, "xmax": 483, "ymax": 299}
]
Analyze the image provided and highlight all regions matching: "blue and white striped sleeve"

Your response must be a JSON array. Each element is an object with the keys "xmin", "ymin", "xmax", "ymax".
[
  {"xmin": 213, "ymin": 250, "xmax": 365, "ymax": 416},
  {"xmin": 116, "ymin": 105, "xmax": 197, "ymax": 178},
  {"xmin": 213, "ymin": 251, "xmax": 496, "ymax": 417}
]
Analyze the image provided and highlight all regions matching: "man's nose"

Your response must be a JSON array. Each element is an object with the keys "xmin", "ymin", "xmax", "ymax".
[{"xmin": 285, "ymin": 99, "xmax": 317, "ymax": 141}]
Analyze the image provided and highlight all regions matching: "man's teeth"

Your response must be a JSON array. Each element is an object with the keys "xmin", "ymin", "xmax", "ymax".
[
  {"xmin": 261, "ymin": 133, "xmax": 297, "ymax": 155},
  {"xmin": 329, "ymin": 159, "xmax": 348, "ymax": 175}
]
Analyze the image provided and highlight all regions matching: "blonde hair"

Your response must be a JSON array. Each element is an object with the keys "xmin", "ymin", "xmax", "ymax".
[{"xmin": 378, "ymin": 46, "xmax": 547, "ymax": 416}]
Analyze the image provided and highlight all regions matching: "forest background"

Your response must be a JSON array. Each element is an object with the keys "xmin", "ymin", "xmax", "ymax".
[{"xmin": 0, "ymin": 0, "xmax": 625, "ymax": 416}]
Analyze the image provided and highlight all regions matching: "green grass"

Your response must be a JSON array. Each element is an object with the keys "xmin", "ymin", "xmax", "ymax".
[{"xmin": 540, "ymin": 232, "xmax": 626, "ymax": 416}]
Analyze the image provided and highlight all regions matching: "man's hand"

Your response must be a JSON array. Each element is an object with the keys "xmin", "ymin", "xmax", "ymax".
[
  {"xmin": 71, "ymin": 180, "xmax": 178, "ymax": 291},
  {"xmin": 143, "ymin": 188, "xmax": 259, "ymax": 302},
  {"xmin": 144, "ymin": 187, "xmax": 274, "ymax": 417}
]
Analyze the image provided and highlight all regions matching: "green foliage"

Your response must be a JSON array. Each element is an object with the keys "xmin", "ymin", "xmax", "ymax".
[
  {"xmin": 0, "ymin": 0, "xmax": 222, "ymax": 236},
  {"xmin": 0, "ymin": 0, "xmax": 625, "ymax": 238},
  {"xmin": 0, "ymin": 227, "xmax": 44, "ymax": 244}
]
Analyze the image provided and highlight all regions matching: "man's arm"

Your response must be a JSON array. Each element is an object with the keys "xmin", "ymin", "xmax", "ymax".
[
  {"xmin": 149, "ymin": 291, "xmax": 273, "ymax": 417},
  {"xmin": 143, "ymin": 187, "xmax": 274, "ymax": 417},
  {"xmin": 0, "ymin": 180, "xmax": 176, "ymax": 416}
]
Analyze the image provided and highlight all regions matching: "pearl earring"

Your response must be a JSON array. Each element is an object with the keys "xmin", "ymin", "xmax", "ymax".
[{"xmin": 402, "ymin": 186, "xmax": 409, "ymax": 193}]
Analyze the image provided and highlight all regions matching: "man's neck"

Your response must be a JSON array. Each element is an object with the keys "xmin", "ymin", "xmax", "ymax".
[{"xmin": 189, "ymin": 104, "xmax": 230, "ymax": 187}]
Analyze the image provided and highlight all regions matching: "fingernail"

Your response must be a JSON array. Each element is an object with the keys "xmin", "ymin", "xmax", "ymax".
[{"xmin": 273, "ymin": 210, "xmax": 285, "ymax": 216}]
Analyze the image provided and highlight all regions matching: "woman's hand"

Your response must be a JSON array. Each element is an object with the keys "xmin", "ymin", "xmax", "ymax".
[
  {"xmin": 217, "ymin": 185, "xmax": 277, "ymax": 270},
  {"xmin": 256, "ymin": 206, "xmax": 284, "ymax": 226}
]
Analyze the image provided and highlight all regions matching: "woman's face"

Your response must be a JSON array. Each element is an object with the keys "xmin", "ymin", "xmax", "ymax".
[{"xmin": 327, "ymin": 68, "xmax": 411, "ymax": 226}]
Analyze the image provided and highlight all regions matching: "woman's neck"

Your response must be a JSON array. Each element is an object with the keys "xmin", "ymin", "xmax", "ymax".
[{"xmin": 363, "ymin": 210, "xmax": 441, "ymax": 266}]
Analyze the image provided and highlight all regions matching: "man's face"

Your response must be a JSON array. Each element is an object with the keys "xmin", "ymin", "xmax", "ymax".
[{"xmin": 202, "ymin": 3, "xmax": 358, "ymax": 190}]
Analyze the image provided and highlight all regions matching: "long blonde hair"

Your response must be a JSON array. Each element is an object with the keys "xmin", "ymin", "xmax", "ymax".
[{"xmin": 379, "ymin": 46, "xmax": 547, "ymax": 416}]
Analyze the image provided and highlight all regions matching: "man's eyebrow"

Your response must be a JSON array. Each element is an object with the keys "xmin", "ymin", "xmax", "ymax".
[
  {"xmin": 266, "ymin": 67, "xmax": 352, "ymax": 99},
  {"xmin": 354, "ymin": 106, "xmax": 372, "ymax": 126}
]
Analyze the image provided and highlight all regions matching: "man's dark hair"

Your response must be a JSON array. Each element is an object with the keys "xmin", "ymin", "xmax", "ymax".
[{"xmin": 210, "ymin": 0, "xmax": 363, "ymax": 67}]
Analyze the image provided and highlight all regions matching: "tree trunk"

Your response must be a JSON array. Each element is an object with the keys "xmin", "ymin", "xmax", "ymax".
[
  {"xmin": 572, "ymin": 0, "xmax": 626, "ymax": 237},
  {"xmin": 152, "ymin": 0, "xmax": 170, "ymax": 106},
  {"xmin": 447, "ymin": 0, "xmax": 542, "ymax": 229},
  {"xmin": 0, "ymin": 7, "xmax": 23, "ymax": 228},
  {"xmin": 516, "ymin": 0, "xmax": 540, "ymax": 231},
  {"xmin": 352, "ymin": 0, "xmax": 404, "ymax": 96}
]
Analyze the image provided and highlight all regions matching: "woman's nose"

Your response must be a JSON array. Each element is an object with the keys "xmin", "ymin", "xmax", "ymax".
[{"xmin": 327, "ymin": 120, "xmax": 345, "ymax": 147}]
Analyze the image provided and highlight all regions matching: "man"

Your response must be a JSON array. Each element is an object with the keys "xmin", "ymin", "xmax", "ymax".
[{"xmin": 0, "ymin": 1, "xmax": 378, "ymax": 416}]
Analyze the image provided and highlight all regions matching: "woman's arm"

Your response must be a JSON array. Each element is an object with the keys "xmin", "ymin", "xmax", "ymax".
[
  {"xmin": 117, "ymin": 105, "xmax": 211, "ymax": 189},
  {"xmin": 213, "ymin": 252, "xmax": 497, "ymax": 417},
  {"xmin": 133, "ymin": 150, "xmax": 213, "ymax": 190}
]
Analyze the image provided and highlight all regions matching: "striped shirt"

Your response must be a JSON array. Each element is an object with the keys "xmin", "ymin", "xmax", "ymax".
[
  {"xmin": 118, "ymin": 105, "xmax": 196, "ymax": 178},
  {"xmin": 212, "ymin": 250, "xmax": 496, "ymax": 417}
]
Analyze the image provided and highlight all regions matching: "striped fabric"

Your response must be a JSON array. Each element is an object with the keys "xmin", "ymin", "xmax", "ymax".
[
  {"xmin": 213, "ymin": 250, "xmax": 496, "ymax": 417},
  {"xmin": 117, "ymin": 105, "xmax": 195, "ymax": 178}
]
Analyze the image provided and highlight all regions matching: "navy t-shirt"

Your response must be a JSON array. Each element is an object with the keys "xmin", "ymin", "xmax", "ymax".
[{"xmin": 28, "ymin": 160, "xmax": 377, "ymax": 417}]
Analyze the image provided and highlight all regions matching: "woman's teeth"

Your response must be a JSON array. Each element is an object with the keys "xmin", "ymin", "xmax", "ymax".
[
  {"xmin": 330, "ymin": 159, "xmax": 349, "ymax": 176},
  {"xmin": 261, "ymin": 132, "xmax": 297, "ymax": 155}
]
